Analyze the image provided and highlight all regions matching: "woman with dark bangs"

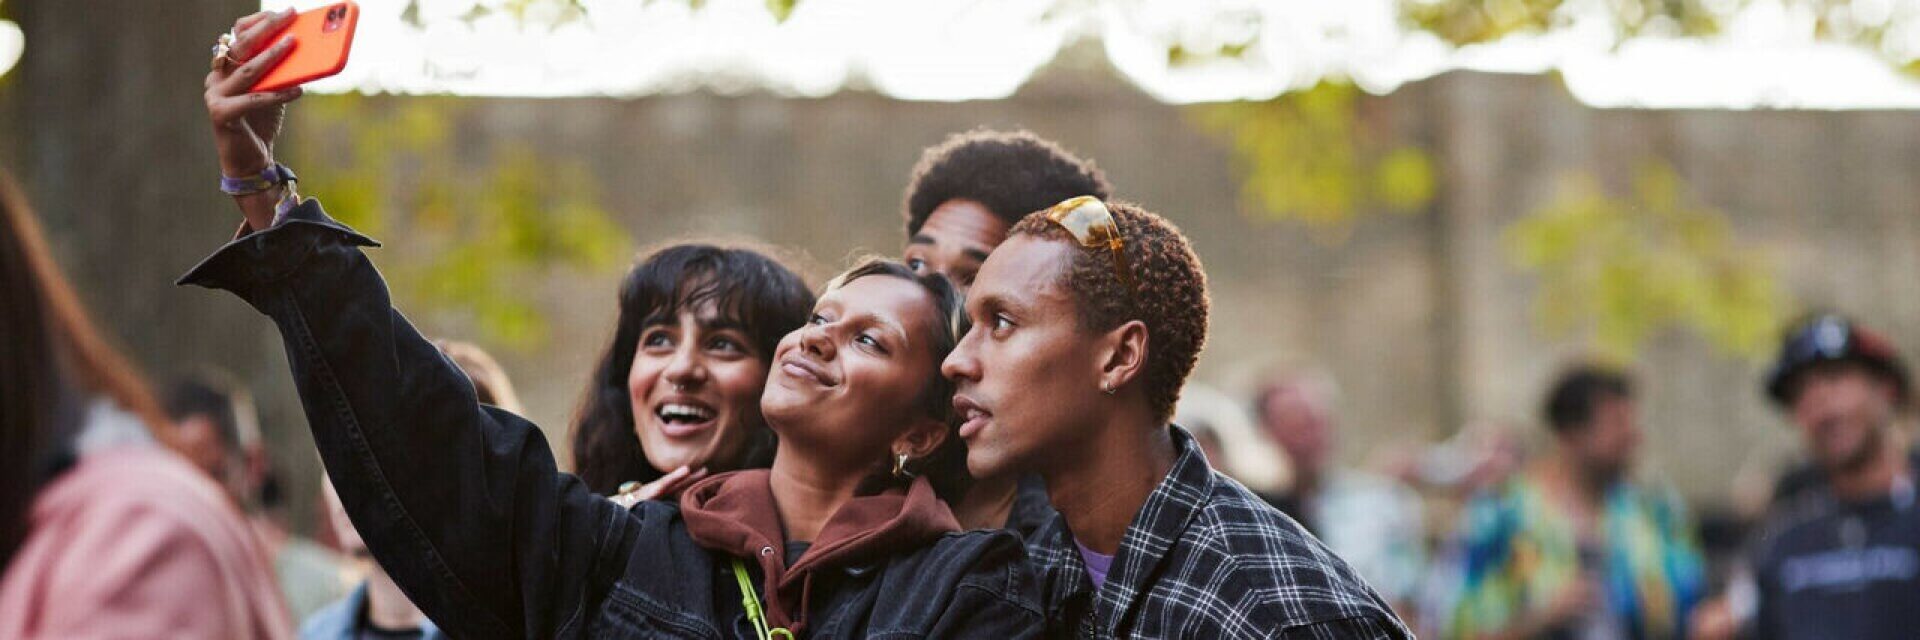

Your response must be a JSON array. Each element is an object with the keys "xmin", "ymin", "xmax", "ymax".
[
  {"xmin": 188, "ymin": 14, "xmax": 1040, "ymax": 638},
  {"xmin": 571, "ymin": 245, "xmax": 813, "ymax": 504}
]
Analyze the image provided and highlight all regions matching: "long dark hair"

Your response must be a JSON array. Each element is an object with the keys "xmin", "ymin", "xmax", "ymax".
[
  {"xmin": 571, "ymin": 244, "xmax": 813, "ymax": 494},
  {"xmin": 1, "ymin": 172, "xmax": 170, "ymax": 566},
  {"xmin": 830, "ymin": 258, "xmax": 975, "ymax": 503}
]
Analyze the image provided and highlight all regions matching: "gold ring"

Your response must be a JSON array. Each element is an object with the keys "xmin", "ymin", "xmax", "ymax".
[{"xmin": 211, "ymin": 32, "xmax": 236, "ymax": 71}]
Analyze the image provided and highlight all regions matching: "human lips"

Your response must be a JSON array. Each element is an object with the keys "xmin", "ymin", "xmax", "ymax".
[
  {"xmin": 652, "ymin": 398, "xmax": 718, "ymax": 439},
  {"xmin": 953, "ymin": 395, "xmax": 992, "ymax": 439},
  {"xmin": 779, "ymin": 354, "xmax": 837, "ymax": 388}
]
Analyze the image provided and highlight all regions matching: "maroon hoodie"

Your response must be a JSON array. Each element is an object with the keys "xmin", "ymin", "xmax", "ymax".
[{"xmin": 678, "ymin": 469, "xmax": 961, "ymax": 635}]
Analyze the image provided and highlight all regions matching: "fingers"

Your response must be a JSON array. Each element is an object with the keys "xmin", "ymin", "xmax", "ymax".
[
  {"xmin": 207, "ymin": 86, "xmax": 301, "ymax": 129},
  {"xmin": 634, "ymin": 466, "xmax": 710, "ymax": 502},
  {"xmin": 230, "ymin": 8, "xmax": 297, "ymax": 62},
  {"xmin": 230, "ymin": 10, "xmax": 278, "ymax": 37},
  {"xmin": 213, "ymin": 36, "xmax": 297, "ymax": 97}
]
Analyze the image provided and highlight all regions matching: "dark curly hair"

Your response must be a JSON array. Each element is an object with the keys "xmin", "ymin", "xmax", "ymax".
[
  {"xmin": 570, "ymin": 244, "xmax": 814, "ymax": 495},
  {"xmin": 1543, "ymin": 364, "xmax": 1634, "ymax": 435},
  {"xmin": 903, "ymin": 129, "xmax": 1111, "ymax": 237},
  {"xmin": 1008, "ymin": 200, "xmax": 1209, "ymax": 422},
  {"xmin": 830, "ymin": 258, "xmax": 976, "ymax": 503}
]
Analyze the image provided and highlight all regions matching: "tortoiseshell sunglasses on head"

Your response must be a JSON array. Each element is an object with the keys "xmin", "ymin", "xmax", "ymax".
[{"xmin": 1043, "ymin": 195, "xmax": 1134, "ymax": 290}]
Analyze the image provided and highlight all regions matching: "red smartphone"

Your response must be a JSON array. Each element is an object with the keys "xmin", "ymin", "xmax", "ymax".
[{"xmin": 251, "ymin": 2, "xmax": 359, "ymax": 93}]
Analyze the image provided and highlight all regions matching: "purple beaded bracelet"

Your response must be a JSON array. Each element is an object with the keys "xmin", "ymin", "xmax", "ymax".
[{"xmin": 220, "ymin": 163, "xmax": 298, "ymax": 196}]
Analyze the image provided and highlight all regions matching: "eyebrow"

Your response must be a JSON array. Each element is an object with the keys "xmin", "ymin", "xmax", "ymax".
[
  {"xmin": 909, "ymin": 234, "xmax": 991, "ymax": 263},
  {"xmin": 639, "ymin": 311, "xmax": 750, "ymax": 333},
  {"xmin": 968, "ymin": 291, "xmax": 1014, "ymax": 316},
  {"xmin": 862, "ymin": 313, "xmax": 910, "ymax": 349}
]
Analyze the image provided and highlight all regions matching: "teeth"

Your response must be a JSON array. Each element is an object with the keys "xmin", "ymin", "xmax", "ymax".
[{"xmin": 657, "ymin": 403, "xmax": 715, "ymax": 422}]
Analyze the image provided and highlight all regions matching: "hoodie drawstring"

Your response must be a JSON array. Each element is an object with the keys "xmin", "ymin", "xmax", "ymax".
[{"xmin": 731, "ymin": 557, "xmax": 795, "ymax": 640}]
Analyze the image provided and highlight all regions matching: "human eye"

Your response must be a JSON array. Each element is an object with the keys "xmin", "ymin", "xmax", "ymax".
[
  {"xmin": 708, "ymin": 335, "xmax": 746, "ymax": 354},
  {"xmin": 640, "ymin": 328, "xmax": 674, "ymax": 349}
]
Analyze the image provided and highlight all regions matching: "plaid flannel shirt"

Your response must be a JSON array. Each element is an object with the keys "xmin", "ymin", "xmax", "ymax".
[{"xmin": 1030, "ymin": 427, "xmax": 1413, "ymax": 639}]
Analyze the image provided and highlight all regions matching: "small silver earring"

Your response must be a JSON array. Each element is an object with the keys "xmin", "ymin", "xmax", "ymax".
[
  {"xmin": 1101, "ymin": 383, "xmax": 1115, "ymax": 395},
  {"xmin": 892, "ymin": 452, "xmax": 914, "ymax": 479}
]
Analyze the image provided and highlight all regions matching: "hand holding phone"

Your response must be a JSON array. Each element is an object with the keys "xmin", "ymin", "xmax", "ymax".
[{"xmin": 251, "ymin": 2, "xmax": 359, "ymax": 93}]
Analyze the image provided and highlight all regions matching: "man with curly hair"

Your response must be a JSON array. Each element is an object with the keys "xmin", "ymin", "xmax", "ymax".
[
  {"xmin": 901, "ymin": 129, "xmax": 1109, "ymax": 291},
  {"xmin": 944, "ymin": 198, "xmax": 1411, "ymax": 638},
  {"xmin": 899, "ymin": 129, "xmax": 1109, "ymax": 536}
]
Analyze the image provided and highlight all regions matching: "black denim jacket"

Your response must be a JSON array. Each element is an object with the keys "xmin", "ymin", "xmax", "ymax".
[{"xmin": 180, "ymin": 200, "xmax": 1044, "ymax": 639}]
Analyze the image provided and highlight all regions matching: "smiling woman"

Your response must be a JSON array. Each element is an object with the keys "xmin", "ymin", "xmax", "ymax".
[{"xmin": 571, "ymin": 244, "xmax": 813, "ymax": 499}]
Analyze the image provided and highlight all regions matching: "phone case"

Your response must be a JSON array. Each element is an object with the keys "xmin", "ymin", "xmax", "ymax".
[{"xmin": 251, "ymin": 2, "xmax": 359, "ymax": 93}]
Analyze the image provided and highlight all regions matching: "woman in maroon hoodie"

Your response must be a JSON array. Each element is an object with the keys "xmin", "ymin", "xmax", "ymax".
[{"xmin": 185, "ymin": 11, "xmax": 1042, "ymax": 638}]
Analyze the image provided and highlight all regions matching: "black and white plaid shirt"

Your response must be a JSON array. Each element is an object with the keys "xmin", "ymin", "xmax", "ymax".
[{"xmin": 1029, "ymin": 427, "xmax": 1413, "ymax": 639}]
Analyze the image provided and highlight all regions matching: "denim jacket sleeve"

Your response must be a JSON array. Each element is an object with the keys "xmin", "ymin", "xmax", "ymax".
[{"xmin": 180, "ymin": 200, "xmax": 637, "ymax": 639}]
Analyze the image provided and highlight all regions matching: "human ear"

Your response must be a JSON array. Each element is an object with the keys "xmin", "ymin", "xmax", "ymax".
[
  {"xmin": 1096, "ymin": 320, "xmax": 1149, "ymax": 393},
  {"xmin": 892, "ymin": 414, "xmax": 949, "ymax": 460}
]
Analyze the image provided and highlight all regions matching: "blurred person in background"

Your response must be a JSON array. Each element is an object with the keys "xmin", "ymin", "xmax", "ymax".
[
  {"xmin": 568, "ymin": 244, "xmax": 814, "ymax": 506},
  {"xmin": 1173, "ymin": 384, "xmax": 1292, "ymax": 502},
  {"xmin": 0, "ymin": 171, "xmax": 292, "ymax": 638},
  {"xmin": 435, "ymin": 339, "xmax": 525, "ymax": 414},
  {"xmin": 899, "ymin": 128, "xmax": 1110, "ymax": 533},
  {"xmin": 1446, "ymin": 364, "xmax": 1705, "ymax": 640},
  {"xmin": 1254, "ymin": 367, "xmax": 1429, "ymax": 617},
  {"xmin": 166, "ymin": 369, "xmax": 349, "ymax": 622},
  {"xmin": 1733, "ymin": 314, "xmax": 1919, "ymax": 640},
  {"xmin": 303, "ymin": 339, "xmax": 519, "ymax": 640},
  {"xmin": 305, "ymin": 481, "xmax": 442, "ymax": 640}
]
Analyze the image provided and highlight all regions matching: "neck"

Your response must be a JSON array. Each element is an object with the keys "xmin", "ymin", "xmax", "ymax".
[
  {"xmin": 767, "ymin": 448, "xmax": 864, "ymax": 542},
  {"xmin": 1560, "ymin": 446, "xmax": 1615, "ymax": 499},
  {"xmin": 1831, "ymin": 430, "xmax": 1908, "ymax": 501},
  {"xmin": 953, "ymin": 473, "xmax": 1020, "ymax": 530},
  {"xmin": 363, "ymin": 568, "xmax": 426, "ymax": 631},
  {"xmin": 1043, "ymin": 409, "xmax": 1176, "ymax": 555}
]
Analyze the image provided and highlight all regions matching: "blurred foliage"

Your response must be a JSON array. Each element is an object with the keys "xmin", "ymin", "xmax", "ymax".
[
  {"xmin": 1505, "ymin": 162, "xmax": 1790, "ymax": 361},
  {"xmin": 1189, "ymin": 81, "xmax": 1436, "ymax": 237},
  {"xmin": 399, "ymin": 0, "xmax": 802, "ymax": 29},
  {"xmin": 1400, "ymin": 0, "xmax": 1920, "ymax": 75},
  {"xmin": 1400, "ymin": 0, "xmax": 1725, "ymax": 45},
  {"xmin": 288, "ymin": 94, "xmax": 630, "ymax": 349}
]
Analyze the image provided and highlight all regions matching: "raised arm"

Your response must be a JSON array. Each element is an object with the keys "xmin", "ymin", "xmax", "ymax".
[{"xmin": 187, "ymin": 12, "xmax": 639, "ymax": 637}]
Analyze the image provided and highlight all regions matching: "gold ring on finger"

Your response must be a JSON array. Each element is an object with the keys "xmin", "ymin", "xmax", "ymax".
[{"xmin": 211, "ymin": 33, "xmax": 236, "ymax": 71}]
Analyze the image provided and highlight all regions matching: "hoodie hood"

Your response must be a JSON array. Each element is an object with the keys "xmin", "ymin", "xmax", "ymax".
[{"xmin": 679, "ymin": 469, "xmax": 960, "ymax": 633}]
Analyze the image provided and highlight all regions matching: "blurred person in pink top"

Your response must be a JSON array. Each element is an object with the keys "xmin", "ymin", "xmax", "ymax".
[{"xmin": 0, "ymin": 170, "xmax": 292, "ymax": 639}]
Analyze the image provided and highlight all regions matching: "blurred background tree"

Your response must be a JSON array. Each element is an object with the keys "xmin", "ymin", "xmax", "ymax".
[
  {"xmin": 1189, "ymin": 82, "xmax": 1436, "ymax": 237},
  {"xmin": 288, "ymin": 94, "xmax": 630, "ymax": 350},
  {"xmin": 1505, "ymin": 162, "xmax": 1791, "ymax": 362}
]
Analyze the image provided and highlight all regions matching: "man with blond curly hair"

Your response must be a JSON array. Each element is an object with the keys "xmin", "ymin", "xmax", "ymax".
[{"xmin": 944, "ymin": 196, "xmax": 1410, "ymax": 638}]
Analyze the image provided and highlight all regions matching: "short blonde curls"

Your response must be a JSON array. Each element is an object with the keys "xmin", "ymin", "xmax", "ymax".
[{"xmin": 1008, "ymin": 200, "xmax": 1210, "ymax": 422}]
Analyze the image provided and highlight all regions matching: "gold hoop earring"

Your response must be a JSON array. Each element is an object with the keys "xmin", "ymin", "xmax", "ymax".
[{"xmin": 892, "ymin": 452, "xmax": 913, "ymax": 479}]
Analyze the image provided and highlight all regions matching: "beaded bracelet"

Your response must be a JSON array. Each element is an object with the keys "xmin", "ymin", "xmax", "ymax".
[{"xmin": 220, "ymin": 163, "xmax": 298, "ymax": 196}]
